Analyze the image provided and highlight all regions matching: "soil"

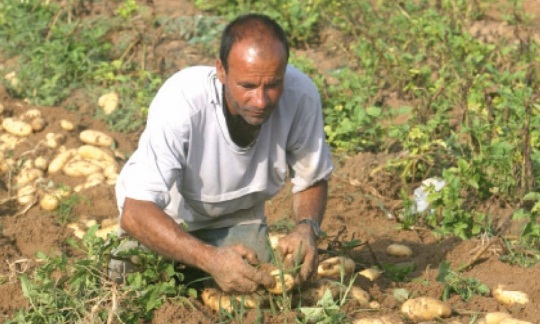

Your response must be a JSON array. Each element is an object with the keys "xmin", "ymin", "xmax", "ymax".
[{"xmin": 1, "ymin": 0, "xmax": 539, "ymax": 323}]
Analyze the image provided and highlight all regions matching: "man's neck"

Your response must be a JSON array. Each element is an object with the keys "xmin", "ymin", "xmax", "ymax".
[{"xmin": 223, "ymin": 102, "xmax": 261, "ymax": 148}]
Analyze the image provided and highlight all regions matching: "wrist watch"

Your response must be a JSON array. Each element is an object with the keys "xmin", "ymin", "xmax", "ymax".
[{"xmin": 297, "ymin": 218, "xmax": 322, "ymax": 238}]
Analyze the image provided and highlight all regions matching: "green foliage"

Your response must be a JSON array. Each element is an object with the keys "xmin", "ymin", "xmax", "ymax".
[
  {"xmin": 54, "ymin": 193, "xmax": 86, "ymax": 225},
  {"xmin": 299, "ymin": 289, "xmax": 346, "ymax": 323},
  {"xmin": 437, "ymin": 261, "xmax": 490, "ymax": 301},
  {"xmin": 8, "ymin": 226, "xmax": 195, "ymax": 323},
  {"xmin": 382, "ymin": 262, "xmax": 415, "ymax": 282}
]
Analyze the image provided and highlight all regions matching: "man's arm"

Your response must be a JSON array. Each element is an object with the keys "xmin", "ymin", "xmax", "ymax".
[
  {"xmin": 277, "ymin": 179, "xmax": 328, "ymax": 282},
  {"xmin": 120, "ymin": 198, "xmax": 274, "ymax": 292}
]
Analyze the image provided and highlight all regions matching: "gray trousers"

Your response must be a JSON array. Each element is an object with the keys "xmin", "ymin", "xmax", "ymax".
[{"xmin": 108, "ymin": 223, "xmax": 271, "ymax": 283}]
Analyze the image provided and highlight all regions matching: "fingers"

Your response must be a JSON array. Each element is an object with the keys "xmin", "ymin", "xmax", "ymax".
[
  {"xmin": 233, "ymin": 244, "xmax": 260, "ymax": 266},
  {"xmin": 299, "ymin": 250, "xmax": 318, "ymax": 282}
]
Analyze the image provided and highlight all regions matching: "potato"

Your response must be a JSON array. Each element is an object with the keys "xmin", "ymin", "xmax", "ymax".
[
  {"xmin": 79, "ymin": 129, "xmax": 114, "ymax": 147},
  {"xmin": 353, "ymin": 319, "xmax": 386, "ymax": 324},
  {"xmin": 269, "ymin": 233, "xmax": 285, "ymax": 250},
  {"xmin": 77, "ymin": 145, "xmax": 115, "ymax": 162},
  {"xmin": 483, "ymin": 312, "xmax": 512, "ymax": 324},
  {"xmin": 17, "ymin": 184, "xmax": 36, "ymax": 205},
  {"xmin": 40, "ymin": 193, "xmax": 59, "ymax": 211},
  {"xmin": 67, "ymin": 223, "xmax": 86, "ymax": 239},
  {"xmin": 60, "ymin": 119, "xmax": 75, "ymax": 131},
  {"xmin": 95, "ymin": 223, "xmax": 119, "ymax": 239},
  {"xmin": 30, "ymin": 117, "xmax": 46, "ymax": 132},
  {"xmin": 103, "ymin": 163, "xmax": 119, "ymax": 180},
  {"xmin": 2, "ymin": 117, "xmax": 32, "ymax": 136},
  {"xmin": 349, "ymin": 286, "xmax": 370, "ymax": 307},
  {"xmin": 262, "ymin": 264, "xmax": 295, "ymax": 294},
  {"xmin": 0, "ymin": 133, "xmax": 21, "ymax": 150},
  {"xmin": 48, "ymin": 149, "xmax": 76, "ymax": 173},
  {"xmin": 493, "ymin": 285, "xmax": 529, "ymax": 305},
  {"xmin": 16, "ymin": 168, "xmax": 43, "ymax": 186},
  {"xmin": 317, "ymin": 256, "xmax": 355, "ymax": 278},
  {"xmin": 98, "ymin": 91, "xmax": 119, "ymax": 115},
  {"xmin": 20, "ymin": 108, "xmax": 42, "ymax": 120},
  {"xmin": 301, "ymin": 278, "xmax": 341, "ymax": 302},
  {"xmin": 400, "ymin": 297, "xmax": 452, "ymax": 321},
  {"xmin": 0, "ymin": 102, "xmax": 4, "ymax": 115},
  {"xmin": 386, "ymin": 244, "xmax": 413, "ymax": 257},
  {"xmin": 34, "ymin": 156, "xmax": 49, "ymax": 170},
  {"xmin": 63, "ymin": 160, "xmax": 102, "ymax": 177},
  {"xmin": 201, "ymin": 287, "xmax": 258, "ymax": 313},
  {"xmin": 358, "ymin": 268, "xmax": 382, "ymax": 281},
  {"xmin": 45, "ymin": 132, "xmax": 66, "ymax": 149}
]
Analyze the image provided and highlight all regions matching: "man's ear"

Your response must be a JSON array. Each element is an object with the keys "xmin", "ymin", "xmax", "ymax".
[{"xmin": 216, "ymin": 58, "xmax": 226, "ymax": 83}]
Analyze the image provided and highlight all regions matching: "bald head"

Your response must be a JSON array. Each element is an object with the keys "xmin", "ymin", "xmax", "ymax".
[{"xmin": 219, "ymin": 14, "xmax": 289, "ymax": 72}]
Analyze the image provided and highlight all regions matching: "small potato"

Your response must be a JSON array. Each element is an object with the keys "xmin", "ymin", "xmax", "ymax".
[
  {"xmin": 16, "ymin": 168, "xmax": 43, "ymax": 186},
  {"xmin": 98, "ymin": 91, "xmax": 119, "ymax": 115},
  {"xmin": 349, "ymin": 286, "xmax": 370, "ymax": 307},
  {"xmin": 268, "ymin": 233, "xmax": 286, "ymax": 250},
  {"xmin": 353, "ymin": 319, "xmax": 386, "ymax": 324},
  {"xmin": 17, "ymin": 184, "xmax": 36, "ymax": 205},
  {"xmin": 386, "ymin": 244, "xmax": 413, "ymax": 257},
  {"xmin": 484, "ymin": 312, "xmax": 512, "ymax": 324},
  {"xmin": 103, "ymin": 163, "xmax": 119, "ymax": 180},
  {"xmin": 30, "ymin": 117, "xmax": 46, "ymax": 132},
  {"xmin": 317, "ymin": 256, "xmax": 356, "ymax": 278},
  {"xmin": 45, "ymin": 132, "xmax": 66, "ymax": 149},
  {"xmin": 493, "ymin": 285, "xmax": 529, "ymax": 305},
  {"xmin": 40, "ymin": 193, "xmax": 59, "ymax": 211},
  {"xmin": 77, "ymin": 145, "xmax": 115, "ymax": 162},
  {"xmin": 60, "ymin": 119, "xmax": 75, "ymax": 131},
  {"xmin": 34, "ymin": 156, "xmax": 49, "ymax": 170},
  {"xmin": 48, "ymin": 149, "xmax": 76, "ymax": 173},
  {"xmin": 0, "ymin": 133, "xmax": 21, "ymax": 150},
  {"xmin": 400, "ymin": 297, "xmax": 452, "ymax": 321},
  {"xmin": 63, "ymin": 160, "xmax": 102, "ymax": 177},
  {"xmin": 264, "ymin": 265, "xmax": 295, "ymax": 294},
  {"xmin": 20, "ymin": 108, "xmax": 42, "ymax": 120},
  {"xmin": 201, "ymin": 287, "xmax": 258, "ymax": 313},
  {"xmin": 67, "ymin": 223, "xmax": 86, "ymax": 239},
  {"xmin": 95, "ymin": 223, "xmax": 119, "ymax": 239},
  {"xmin": 2, "ymin": 117, "xmax": 32, "ymax": 137},
  {"xmin": 358, "ymin": 268, "xmax": 382, "ymax": 281},
  {"xmin": 79, "ymin": 129, "xmax": 114, "ymax": 147}
]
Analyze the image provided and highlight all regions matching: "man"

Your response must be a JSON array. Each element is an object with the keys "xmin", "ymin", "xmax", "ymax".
[{"xmin": 113, "ymin": 13, "xmax": 333, "ymax": 293}]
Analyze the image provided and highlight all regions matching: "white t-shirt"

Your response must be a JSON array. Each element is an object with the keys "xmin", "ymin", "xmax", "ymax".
[{"xmin": 116, "ymin": 65, "xmax": 333, "ymax": 231}]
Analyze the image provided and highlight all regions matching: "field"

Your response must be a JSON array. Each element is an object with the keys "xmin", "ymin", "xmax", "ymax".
[{"xmin": 1, "ymin": 0, "xmax": 539, "ymax": 323}]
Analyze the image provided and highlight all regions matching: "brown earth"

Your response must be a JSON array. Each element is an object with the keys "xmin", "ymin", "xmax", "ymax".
[{"xmin": 1, "ymin": 0, "xmax": 539, "ymax": 323}]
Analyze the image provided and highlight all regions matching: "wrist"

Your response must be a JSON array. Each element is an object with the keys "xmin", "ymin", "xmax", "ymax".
[{"xmin": 296, "ymin": 218, "xmax": 322, "ymax": 238}]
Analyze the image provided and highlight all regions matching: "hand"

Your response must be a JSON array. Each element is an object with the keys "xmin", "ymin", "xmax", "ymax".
[
  {"xmin": 277, "ymin": 224, "xmax": 318, "ymax": 283},
  {"xmin": 207, "ymin": 244, "xmax": 275, "ymax": 293}
]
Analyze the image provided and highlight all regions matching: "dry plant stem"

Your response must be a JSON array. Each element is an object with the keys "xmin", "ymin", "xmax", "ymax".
[
  {"xmin": 457, "ymin": 240, "xmax": 494, "ymax": 272},
  {"xmin": 365, "ymin": 241, "xmax": 383, "ymax": 269},
  {"xmin": 14, "ymin": 198, "xmax": 38, "ymax": 217}
]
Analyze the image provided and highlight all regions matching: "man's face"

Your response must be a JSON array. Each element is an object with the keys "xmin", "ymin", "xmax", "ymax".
[{"xmin": 217, "ymin": 39, "xmax": 287, "ymax": 127}]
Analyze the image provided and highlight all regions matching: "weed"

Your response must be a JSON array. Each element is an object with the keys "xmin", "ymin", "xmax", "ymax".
[
  {"xmin": 437, "ymin": 261, "xmax": 490, "ymax": 301},
  {"xmin": 382, "ymin": 262, "xmax": 415, "ymax": 282},
  {"xmin": 54, "ymin": 193, "xmax": 86, "ymax": 225}
]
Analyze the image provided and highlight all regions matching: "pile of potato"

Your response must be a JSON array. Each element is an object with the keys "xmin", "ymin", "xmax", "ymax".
[{"xmin": 0, "ymin": 105, "xmax": 123, "ymax": 215}]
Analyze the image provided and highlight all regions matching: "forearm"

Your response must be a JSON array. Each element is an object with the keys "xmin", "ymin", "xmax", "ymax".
[
  {"xmin": 292, "ymin": 180, "xmax": 328, "ymax": 232},
  {"xmin": 120, "ymin": 197, "xmax": 216, "ymax": 273}
]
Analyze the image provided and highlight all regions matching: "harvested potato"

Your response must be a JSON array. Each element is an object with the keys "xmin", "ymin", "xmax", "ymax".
[
  {"xmin": 48, "ymin": 149, "xmax": 76, "ymax": 173},
  {"xmin": 268, "ymin": 233, "xmax": 285, "ymax": 250},
  {"xmin": 0, "ymin": 102, "xmax": 4, "ymax": 114},
  {"xmin": 45, "ymin": 132, "xmax": 66, "ymax": 149},
  {"xmin": 67, "ymin": 223, "xmax": 86, "ymax": 239},
  {"xmin": 260, "ymin": 263, "xmax": 295, "ymax": 294},
  {"xmin": 483, "ymin": 312, "xmax": 512, "ymax": 324},
  {"xmin": 20, "ymin": 108, "xmax": 42, "ymax": 120},
  {"xmin": 349, "ymin": 286, "xmax": 370, "ymax": 307},
  {"xmin": 0, "ymin": 133, "xmax": 22, "ymax": 150},
  {"xmin": 77, "ymin": 145, "xmax": 115, "ymax": 162},
  {"xmin": 80, "ymin": 129, "xmax": 114, "ymax": 147},
  {"xmin": 17, "ymin": 184, "xmax": 36, "ymax": 205},
  {"xmin": 317, "ymin": 256, "xmax": 355, "ymax": 278},
  {"xmin": 400, "ymin": 297, "xmax": 452, "ymax": 321},
  {"xmin": 16, "ymin": 168, "xmax": 43, "ymax": 186},
  {"xmin": 301, "ymin": 278, "xmax": 342, "ymax": 302},
  {"xmin": 493, "ymin": 285, "xmax": 529, "ymax": 305},
  {"xmin": 40, "ymin": 193, "xmax": 59, "ymax": 211},
  {"xmin": 386, "ymin": 244, "xmax": 413, "ymax": 257},
  {"xmin": 353, "ymin": 319, "xmax": 391, "ymax": 324},
  {"xmin": 98, "ymin": 91, "xmax": 119, "ymax": 115},
  {"xmin": 358, "ymin": 268, "xmax": 382, "ymax": 281},
  {"xmin": 63, "ymin": 160, "xmax": 103, "ymax": 177},
  {"xmin": 95, "ymin": 223, "xmax": 119, "ymax": 239},
  {"xmin": 2, "ymin": 117, "xmax": 32, "ymax": 136},
  {"xmin": 34, "ymin": 156, "xmax": 49, "ymax": 170},
  {"xmin": 201, "ymin": 287, "xmax": 259, "ymax": 313},
  {"xmin": 30, "ymin": 117, "xmax": 46, "ymax": 132},
  {"xmin": 60, "ymin": 119, "xmax": 75, "ymax": 131}
]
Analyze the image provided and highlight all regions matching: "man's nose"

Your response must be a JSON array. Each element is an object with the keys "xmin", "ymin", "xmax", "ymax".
[{"xmin": 253, "ymin": 87, "xmax": 269, "ymax": 109}]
